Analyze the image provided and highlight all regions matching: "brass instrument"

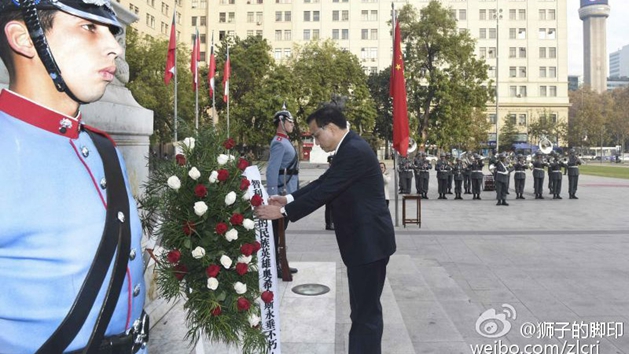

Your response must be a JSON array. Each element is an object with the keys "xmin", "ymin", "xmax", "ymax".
[{"xmin": 539, "ymin": 135, "xmax": 553, "ymax": 155}]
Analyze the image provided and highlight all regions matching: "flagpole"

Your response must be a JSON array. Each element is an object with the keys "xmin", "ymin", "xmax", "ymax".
[
  {"xmin": 392, "ymin": 3, "xmax": 399, "ymax": 227},
  {"xmin": 174, "ymin": 38, "xmax": 178, "ymax": 143},
  {"xmin": 194, "ymin": 29, "xmax": 199, "ymax": 131},
  {"xmin": 212, "ymin": 33, "xmax": 216, "ymax": 126}
]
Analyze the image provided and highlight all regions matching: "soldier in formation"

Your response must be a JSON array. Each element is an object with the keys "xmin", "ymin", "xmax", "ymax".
[
  {"xmin": 566, "ymin": 148, "xmax": 582, "ymax": 199},
  {"xmin": 435, "ymin": 153, "xmax": 452, "ymax": 199},
  {"xmin": 413, "ymin": 152, "xmax": 432, "ymax": 199},
  {"xmin": 397, "ymin": 155, "xmax": 413, "ymax": 194},
  {"xmin": 513, "ymin": 154, "xmax": 529, "ymax": 199},
  {"xmin": 452, "ymin": 158, "xmax": 465, "ymax": 199}
]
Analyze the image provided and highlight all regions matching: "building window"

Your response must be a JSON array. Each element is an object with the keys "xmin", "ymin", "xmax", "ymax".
[
  {"xmin": 274, "ymin": 49, "xmax": 282, "ymax": 60},
  {"xmin": 191, "ymin": 16, "xmax": 197, "ymax": 26},
  {"xmin": 342, "ymin": 10, "xmax": 349, "ymax": 21},
  {"xmin": 284, "ymin": 48, "xmax": 291, "ymax": 58},
  {"xmin": 275, "ymin": 30, "xmax": 282, "ymax": 41},
  {"xmin": 228, "ymin": 12, "xmax": 235, "ymax": 22},
  {"xmin": 479, "ymin": 9, "xmax": 486, "ymax": 21},
  {"xmin": 509, "ymin": 9, "xmax": 516, "ymax": 20},
  {"xmin": 219, "ymin": 31, "xmax": 225, "ymax": 40},
  {"xmin": 459, "ymin": 9, "xmax": 466, "ymax": 20},
  {"xmin": 540, "ymin": 67, "xmax": 547, "ymax": 78},
  {"xmin": 219, "ymin": 12, "xmax": 226, "ymax": 23},
  {"xmin": 371, "ymin": 29, "xmax": 378, "ymax": 40},
  {"xmin": 539, "ymin": 47, "xmax": 546, "ymax": 58},
  {"xmin": 304, "ymin": 29, "xmax": 310, "ymax": 40},
  {"xmin": 509, "ymin": 28, "xmax": 516, "ymax": 39},
  {"xmin": 480, "ymin": 28, "xmax": 487, "ymax": 39},
  {"xmin": 256, "ymin": 30, "xmax": 262, "ymax": 36},
  {"xmin": 247, "ymin": 12, "xmax": 254, "ymax": 22},
  {"xmin": 518, "ymin": 114, "xmax": 527, "ymax": 126},
  {"xmin": 200, "ymin": 34, "xmax": 206, "ymax": 44},
  {"xmin": 518, "ymin": 28, "xmax": 526, "ymax": 39},
  {"xmin": 519, "ymin": 67, "xmax": 526, "ymax": 78},
  {"xmin": 548, "ymin": 10, "xmax": 555, "ymax": 20},
  {"xmin": 342, "ymin": 29, "xmax": 349, "ymax": 40},
  {"xmin": 488, "ymin": 47, "xmax": 496, "ymax": 58},
  {"xmin": 549, "ymin": 66, "xmax": 556, "ymax": 78},
  {"xmin": 160, "ymin": 22, "xmax": 168, "ymax": 34},
  {"xmin": 361, "ymin": 29, "xmax": 368, "ymax": 40},
  {"xmin": 284, "ymin": 30, "xmax": 291, "ymax": 41},
  {"xmin": 480, "ymin": 47, "xmax": 487, "ymax": 58},
  {"xmin": 519, "ymin": 86, "xmax": 527, "ymax": 97},
  {"xmin": 332, "ymin": 10, "xmax": 339, "ymax": 22},
  {"xmin": 509, "ymin": 114, "xmax": 516, "ymax": 125},
  {"xmin": 509, "ymin": 47, "xmax": 516, "ymax": 58},
  {"xmin": 549, "ymin": 47, "xmax": 556, "ymax": 58},
  {"xmin": 540, "ymin": 86, "xmax": 547, "ymax": 97},
  {"xmin": 509, "ymin": 66, "xmax": 517, "ymax": 78},
  {"xmin": 200, "ymin": 0, "xmax": 206, "ymax": 8},
  {"xmin": 489, "ymin": 28, "xmax": 496, "ymax": 39},
  {"xmin": 488, "ymin": 113, "xmax": 496, "ymax": 124},
  {"xmin": 247, "ymin": 30, "xmax": 253, "ymax": 37},
  {"xmin": 488, "ymin": 66, "xmax": 496, "ymax": 78},
  {"xmin": 147, "ymin": 0, "xmax": 155, "ymax": 7},
  {"xmin": 304, "ymin": 11, "xmax": 310, "ymax": 22},
  {"xmin": 369, "ymin": 10, "xmax": 377, "ymax": 21},
  {"xmin": 276, "ymin": 11, "xmax": 282, "ymax": 22},
  {"xmin": 285, "ymin": 11, "xmax": 291, "ymax": 21},
  {"xmin": 200, "ymin": 51, "xmax": 206, "ymax": 61},
  {"xmin": 539, "ymin": 9, "xmax": 546, "ymax": 20},
  {"xmin": 519, "ymin": 47, "xmax": 526, "ymax": 58},
  {"xmin": 361, "ymin": 10, "xmax": 368, "ymax": 21},
  {"xmin": 332, "ymin": 29, "xmax": 339, "ymax": 40},
  {"xmin": 539, "ymin": 28, "xmax": 546, "ymax": 39},
  {"xmin": 548, "ymin": 28, "xmax": 556, "ymax": 39},
  {"xmin": 312, "ymin": 29, "xmax": 319, "ymax": 39},
  {"xmin": 313, "ymin": 11, "xmax": 319, "ymax": 21},
  {"xmin": 518, "ymin": 9, "xmax": 526, "ymax": 20},
  {"xmin": 510, "ymin": 86, "xmax": 517, "ymax": 97},
  {"xmin": 146, "ymin": 14, "xmax": 155, "ymax": 28},
  {"xmin": 162, "ymin": 2, "xmax": 169, "ymax": 15}
]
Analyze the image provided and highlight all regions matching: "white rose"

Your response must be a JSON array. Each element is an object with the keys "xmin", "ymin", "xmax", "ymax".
[
  {"xmin": 243, "ymin": 219, "xmax": 255, "ymax": 230},
  {"xmin": 194, "ymin": 201, "xmax": 208, "ymax": 216},
  {"xmin": 248, "ymin": 314, "xmax": 261, "ymax": 327},
  {"xmin": 220, "ymin": 255, "xmax": 232, "ymax": 269},
  {"xmin": 188, "ymin": 167, "xmax": 201, "ymax": 180},
  {"xmin": 242, "ymin": 191, "xmax": 251, "ymax": 201},
  {"xmin": 225, "ymin": 191, "xmax": 237, "ymax": 206},
  {"xmin": 183, "ymin": 137, "xmax": 196, "ymax": 150},
  {"xmin": 207, "ymin": 277, "xmax": 218, "ymax": 290},
  {"xmin": 191, "ymin": 246, "xmax": 206, "ymax": 259},
  {"xmin": 238, "ymin": 255, "xmax": 252, "ymax": 264},
  {"xmin": 228, "ymin": 154, "xmax": 236, "ymax": 161},
  {"xmin": 208, "ymin": 171, "xmax": 219, "ymax": 184},
  {"xmin": 234, "ymin": 282, "xmax": 247, "ymax": 295},
  {"xmin": 167, "ymin": 176, "xmax": 181, "ymax": 190},
  {"xmin": 217, "ymin": 154, "xmax": 229, "ymax": 165},
  {"xmin": 225, "ymin": 228, "xmax": 238, "ymax": 242}
]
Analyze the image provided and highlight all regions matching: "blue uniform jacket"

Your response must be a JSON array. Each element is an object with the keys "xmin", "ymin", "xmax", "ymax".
[
  {"xmin": 266, "ymin": 133, "xmax": 299, "ymax": 196},
  {"xmin": 0, "ymin": 90, "xmax": 146, "ymax": 353}
]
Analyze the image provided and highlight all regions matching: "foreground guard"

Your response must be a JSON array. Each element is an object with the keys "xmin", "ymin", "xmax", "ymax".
[
  {"xmin": 435, "ymin": 153, "xmax": 451, "ymax": 199},
  {"xmin": 494, "ymin": 153, "xmax": 513, "ymax": 206},
  {"xmin": 0, "ymin": 0, "xmax": 147, "ymax": 352},
  {"xmin": 567, "ymin": 148, "xmax": 582, "ymax": 199},
  {"xmin": 414, "ymin": 152, "xmax": 432, "ymax": 199},
  {"xmin": 513, "ymin": 154, "xmax": 528, "ymax": 199},
  {"xmin": 470, "ymin": 154, "xmax": 484, "ymax": 200},
  {"xmin": 532, "ymin": 152, "xmax": 548, "ymax": 199}
]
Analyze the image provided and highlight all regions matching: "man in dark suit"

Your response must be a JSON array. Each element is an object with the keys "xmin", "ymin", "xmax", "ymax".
[{"xmin": 255, "ymin": 105, "xmax": 396, "ymax": 354}]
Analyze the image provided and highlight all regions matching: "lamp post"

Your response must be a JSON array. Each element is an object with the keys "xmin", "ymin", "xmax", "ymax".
[{"xmin": 494, "ymin": 8, "xmax": 503, "ymax": 153}]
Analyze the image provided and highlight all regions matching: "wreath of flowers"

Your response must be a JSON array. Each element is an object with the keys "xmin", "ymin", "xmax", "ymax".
[{"xmin": 140, "ymin": 129, "xmax": 269, "ymax": 353}]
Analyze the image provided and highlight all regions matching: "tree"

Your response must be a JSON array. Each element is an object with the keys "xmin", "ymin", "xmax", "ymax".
[
  {"xmin": 125, "ymin": 28, "xmax": 206, "ymax": 143},
  {"xmin": 288, "ymin": 40, "xmax": 376, "ymax": 137},
  {"xmin": 499, "ymin": 114, "xmax": 518, "ymax": 152},
  {"xmin": 529, "ymin": 109, "xmax": 568, "ymax": 150},
  {"xmin": 397, "ymin": 1, "xmax": 492, "ymax": 150},
  {"xmin": 367, "ymin": 69, "xmax": 394, "ymax": 156},
  {"xmin": 608, "ymin": 87, "xmax": 629, "ymax": 154}
]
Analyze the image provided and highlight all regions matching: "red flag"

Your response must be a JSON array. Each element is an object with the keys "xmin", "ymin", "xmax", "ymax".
[
  {"xmin": 208, "ymin": 33, "xmax": 216, "ymax": 97},
  {"xmin": 190, "ymin": 28, "xmax": 200, "ymax": 91},
  {"xmin": 164, "ymin": 13, "xmax": 176, "ymax": 85},
  {"xmin": 223, "ymin": 45, "xmax": 231, "ymax": 103},
  {"xmin": 390, "ymin": 20, "xmax": 410, "ymax": 157}
]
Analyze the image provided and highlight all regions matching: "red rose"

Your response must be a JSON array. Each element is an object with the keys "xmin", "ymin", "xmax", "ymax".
[
  {"xmin": 223, "ymin": 138, "xmax": 235, "ymax": 150},
  {"xmin": 240, "ymin": 243, "xmax": 254, "ymax": 257},
  {"xmin": 261, "ymin": 290, "xmax": 274, "ymax": 303},
  {"xmin": 250, "ymin": 194, "xmax": 263, "ymax": 207},
  {"xmin": 235, "ymin": 262, "xmax": 248, "ymax": 276},
  {"xmin": 206, "ymin": 264, "xmax": 220, "ymax": 278},
  {"xmin": 211, "ymin": 306, "xmax": 222, "ymax": 316},
  {"xmin": 230, "ymin": 213, "xmax": 244, "ymax": 226},
  {"xmin": 215, "ymin": 222, "xmax": 228, "ymax": 235},
  {"xmin": 175, "ymin": 154, "xmax": 186, "ymax": 166},
  {"xmin": 167, "ymin": 249, "xmax": 181, "ymax": 264},
  {"xmin": 237, "ymin": 297, "xmax": 250, "ymax": 311},
  {"xmin": 194, "ymin": 184, "xmax": 208, "ymax": 198},
  {"xmin": 183, "ymin": 221, "xmax": 195, "ymax": 236},
  {"xmin": 237, "ymin": 158, "xmax": 249, "ymax": 171},
  {"xmin": 251, "ymin": 241, "xmax": 261, "ymax": 253},
  {"xmin": 217, "ymin": 169, "xmax": 229, "ymax": 182},
  {"xmin": 173, "ymin": 263, "xmax": 188, "ymax": 281},
  {"xmin": 240, "ymin": 178, "xmax": 251, "ymax": 191}
]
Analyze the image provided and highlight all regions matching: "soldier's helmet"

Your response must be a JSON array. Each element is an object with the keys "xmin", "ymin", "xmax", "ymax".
[
  {"xmin": 517, "ymin": 153, "xmax": 523, "ymax": 159},
  {"xmin": 569, "ymin": 148, "xmax": 576, "ymax": 155},
  {"xmin": 273, "ymin": 109, "xmax": 294, "ymax": 125},
  {"xmin": 440, "ymin": 152, "xmax": 446, "ymax": 158},
  {"xmin": 0, "ymin": 0, "xmax": 123, "ymax": 35},
  {"xmin": 499, "ymin": 152, "xmax": 507, "ymax": 159}
]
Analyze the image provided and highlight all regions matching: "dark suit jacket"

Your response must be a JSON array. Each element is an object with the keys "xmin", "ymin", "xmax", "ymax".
[{"xmin": 285, "ymin": 131, "xmax": 396, "ymax": 267}]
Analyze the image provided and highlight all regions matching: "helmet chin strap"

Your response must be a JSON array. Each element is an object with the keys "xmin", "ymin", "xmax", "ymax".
[{"xmin": 20, "ymin": 0, "xmax": 88, "ymax": 105}]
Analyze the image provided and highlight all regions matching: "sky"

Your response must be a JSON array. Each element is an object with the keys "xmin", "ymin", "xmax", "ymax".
[{"xmin": 567, "ymin": 0, "xmax": 629, "ymax": 76}]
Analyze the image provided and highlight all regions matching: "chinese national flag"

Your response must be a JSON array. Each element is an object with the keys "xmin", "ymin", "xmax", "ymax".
[
  {"xmin": 390, "ymin": 20, "xmax": 410, "ymax": 157},
  {"xmin": 208, "ymin": 33, "xmax": 216, "ymax": 97},
  {"xmin": 190, "ymin": 28, "xmax": 200, "ymax": 91},
  {"xmin": 164, "ymin": 13, "xmax": 176, "ymax": 85},
  {"xmin": 223, "ymin": 45, "xmax": 231, "ymax": 103}
]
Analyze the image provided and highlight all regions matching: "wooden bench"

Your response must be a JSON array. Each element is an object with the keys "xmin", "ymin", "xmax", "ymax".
[{"xmin": 402, "ymin": 194, "xmax": 421, "ymax": 228}]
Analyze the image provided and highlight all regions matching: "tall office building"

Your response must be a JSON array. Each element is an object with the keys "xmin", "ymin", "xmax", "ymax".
[
  {"xmin": 609, "ymin": 43, "xmax": 629, "ymax": 79},
  {"xmin": 117, "ymin": 0, "xmax": 569, "ymax": 147},
  {"xmin": 579, "ymin": 0, "xmax": 610, "ymax": 93}
]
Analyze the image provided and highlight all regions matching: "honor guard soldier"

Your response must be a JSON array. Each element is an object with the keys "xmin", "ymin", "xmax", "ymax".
[
  {"xmin": 267, "ymin": 107, "xmax": 299, "ymax": 275},
  {"xmin": 463, "ymin": 155, "xmax": 472, "ymax": 194},
  {"xmin": 548, "ymin": 151, "xmax": 566, "ymax": 199},
  {"xmin": 436, "ymin": 153, "xmax": 451, "ymax": 199},
  {"xmin": 567, "ymin": 148, "xmax": 582, "ymax": 199},
  {"xmin": 0, "ymin": 0, "xmax": 148, "ymax": 352},
  {"xmin": 413, "ymin": 152, "xmax": 432, "ymax": 199},
  {"xmin": 397, "ymin": 155, "xmax": 413, "ymax": 194},
  {"xmin": 494, "ymin": 153, "xmax": 513, "ymax": 206},
  {"xmin": 446, "ymin": 152, "xmax": 454, "ymax": 194},
  {"xmin": 513, "ymin": 154, "xmax": 528, "ymax": 199},
  {"xmin": 532, "ymin": 152, "xmax": 549, "ymax": 199},
  {"xmin": 470, "ymin": 154, "xmax": 485, "ymax": 200},
  {"xmin": 452, "ymin": 158, "xmax": 464, "ymax": 199}
]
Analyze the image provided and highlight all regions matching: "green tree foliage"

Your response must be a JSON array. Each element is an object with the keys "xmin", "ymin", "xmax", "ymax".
[
  {"xmin": 397, "ymin": 1, "xmax": 492, "ymax": 149},
  {"xmin": 529, "ymin": 109, "xmax": 567, "ymax": 148},
  {"xmin": 125, "ymin": 28, "xmax": 206, "ymax": 143},
  {"xmin": 499, "ymin": 114, "xmax": 519, "ymax": 152},
  {"xmin": 288, "ymin": 40, "xmax": 376, "ymax": 135}
]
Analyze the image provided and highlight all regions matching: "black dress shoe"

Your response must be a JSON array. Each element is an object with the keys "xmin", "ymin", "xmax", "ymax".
[
  {"xmin": 502, "ymin": 201, "xmax": 509, "ymax": 206},
  {"xmin": 496, "ymin": 201, "xmax": 502, "ymax": 206},
  {"xmin": 556, "ymin": 196, "xmax": 562, "ymax": 199},
  {"xmin": 539, "ymin": 196, "xmax": 544, "ymax": 199},
  {"xmin": 572, "ymin": 195, "xmax": 578, "ymax": 199}
]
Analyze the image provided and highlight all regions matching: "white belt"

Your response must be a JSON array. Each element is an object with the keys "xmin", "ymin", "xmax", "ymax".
[
  {"xmin": 497, "ymin": 171, "xmax": 509, "ymax": 175},
  {"xmin": 515, "ymin": 171, "xmax": 525, "ymax": 173},
  {"xmin": 534, "ymin": 168, "xmax": 544, "ymax": 170},
  {"xmin": 568, "ymin": 166, "xmax": 579, "ymax": 168}
]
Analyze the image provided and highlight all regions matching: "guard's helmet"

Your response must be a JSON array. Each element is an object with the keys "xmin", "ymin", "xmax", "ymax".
[
  {"xmin": 440, "ymin": 152, "xmax": 446, "ymax": 158},
  {"xmin": 569, "ymin": 148, "xmax": 576, "ymax": 154},
  {"xmin": 517, "ymin": 154, "xmax": 523, "ymax": 158},
  {"xmin": 273, "ymin": 110, "xmax": 294, "ymax": 125},
  {"xmin": 0, "ymin": 0, "xmax": 123, "ymax": 35},
  {"xmin": 499, "ymin": 152, "xmax": 507, "ymax": 159}
]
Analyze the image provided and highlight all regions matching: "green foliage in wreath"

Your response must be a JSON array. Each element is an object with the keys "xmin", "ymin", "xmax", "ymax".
[{"xmin": 140, "ymin": 128, "xmax": 268, "ymax": 353}]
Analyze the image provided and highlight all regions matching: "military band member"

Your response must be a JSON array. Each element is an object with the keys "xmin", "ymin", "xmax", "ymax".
[
  {"xmin": 470, "ymin": 154, "xmax": 484, "ymax": 200},
  {"xmin": 547, "ymin": 154, "xmax": 554, "ymax": 194},
  {"xmin": 446, "ymin": 152, "xmax": 454, "ymax": 194},
  {"xmin": 397, "ymin": 155, "xmax": 413, "ymax": 194},
  {"xmin": 513, "ymin": 154, "xmax": 528, "ymax": 199},
  {"xmin": 494, "ymin": 153, "xmax": 513, "ymax": 206},
  {"xmin": 567, "ymin": 148, "xmax": 582, "ymax": 199},
  {"xmin": 413, "ymin": 152, "xmax": 432, "ymax": 199},
  {"xmin": 463, "ymin": 156, "xmax": 472, "ymax": 194},
  {"xmin": 436, "ymin": 153, "xmax": 451, "ymax": 199},
  {"xmin": 549, "ymin": 152, "xmax": 566, "ymax": 199},
  {"xmin": 0, "ymin": 0, "xmax": 148, "ymax": 352},
  {"xmin": 452, "ymin": 158, "xmax": 464, "ymax": 199},
  {"xmin": 532, "ymin": 152, "xmax": 548, "ymax": 199},
  {"xmin": 267, "ymin": 107, "xmax": 299, "ymax": 275}
]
